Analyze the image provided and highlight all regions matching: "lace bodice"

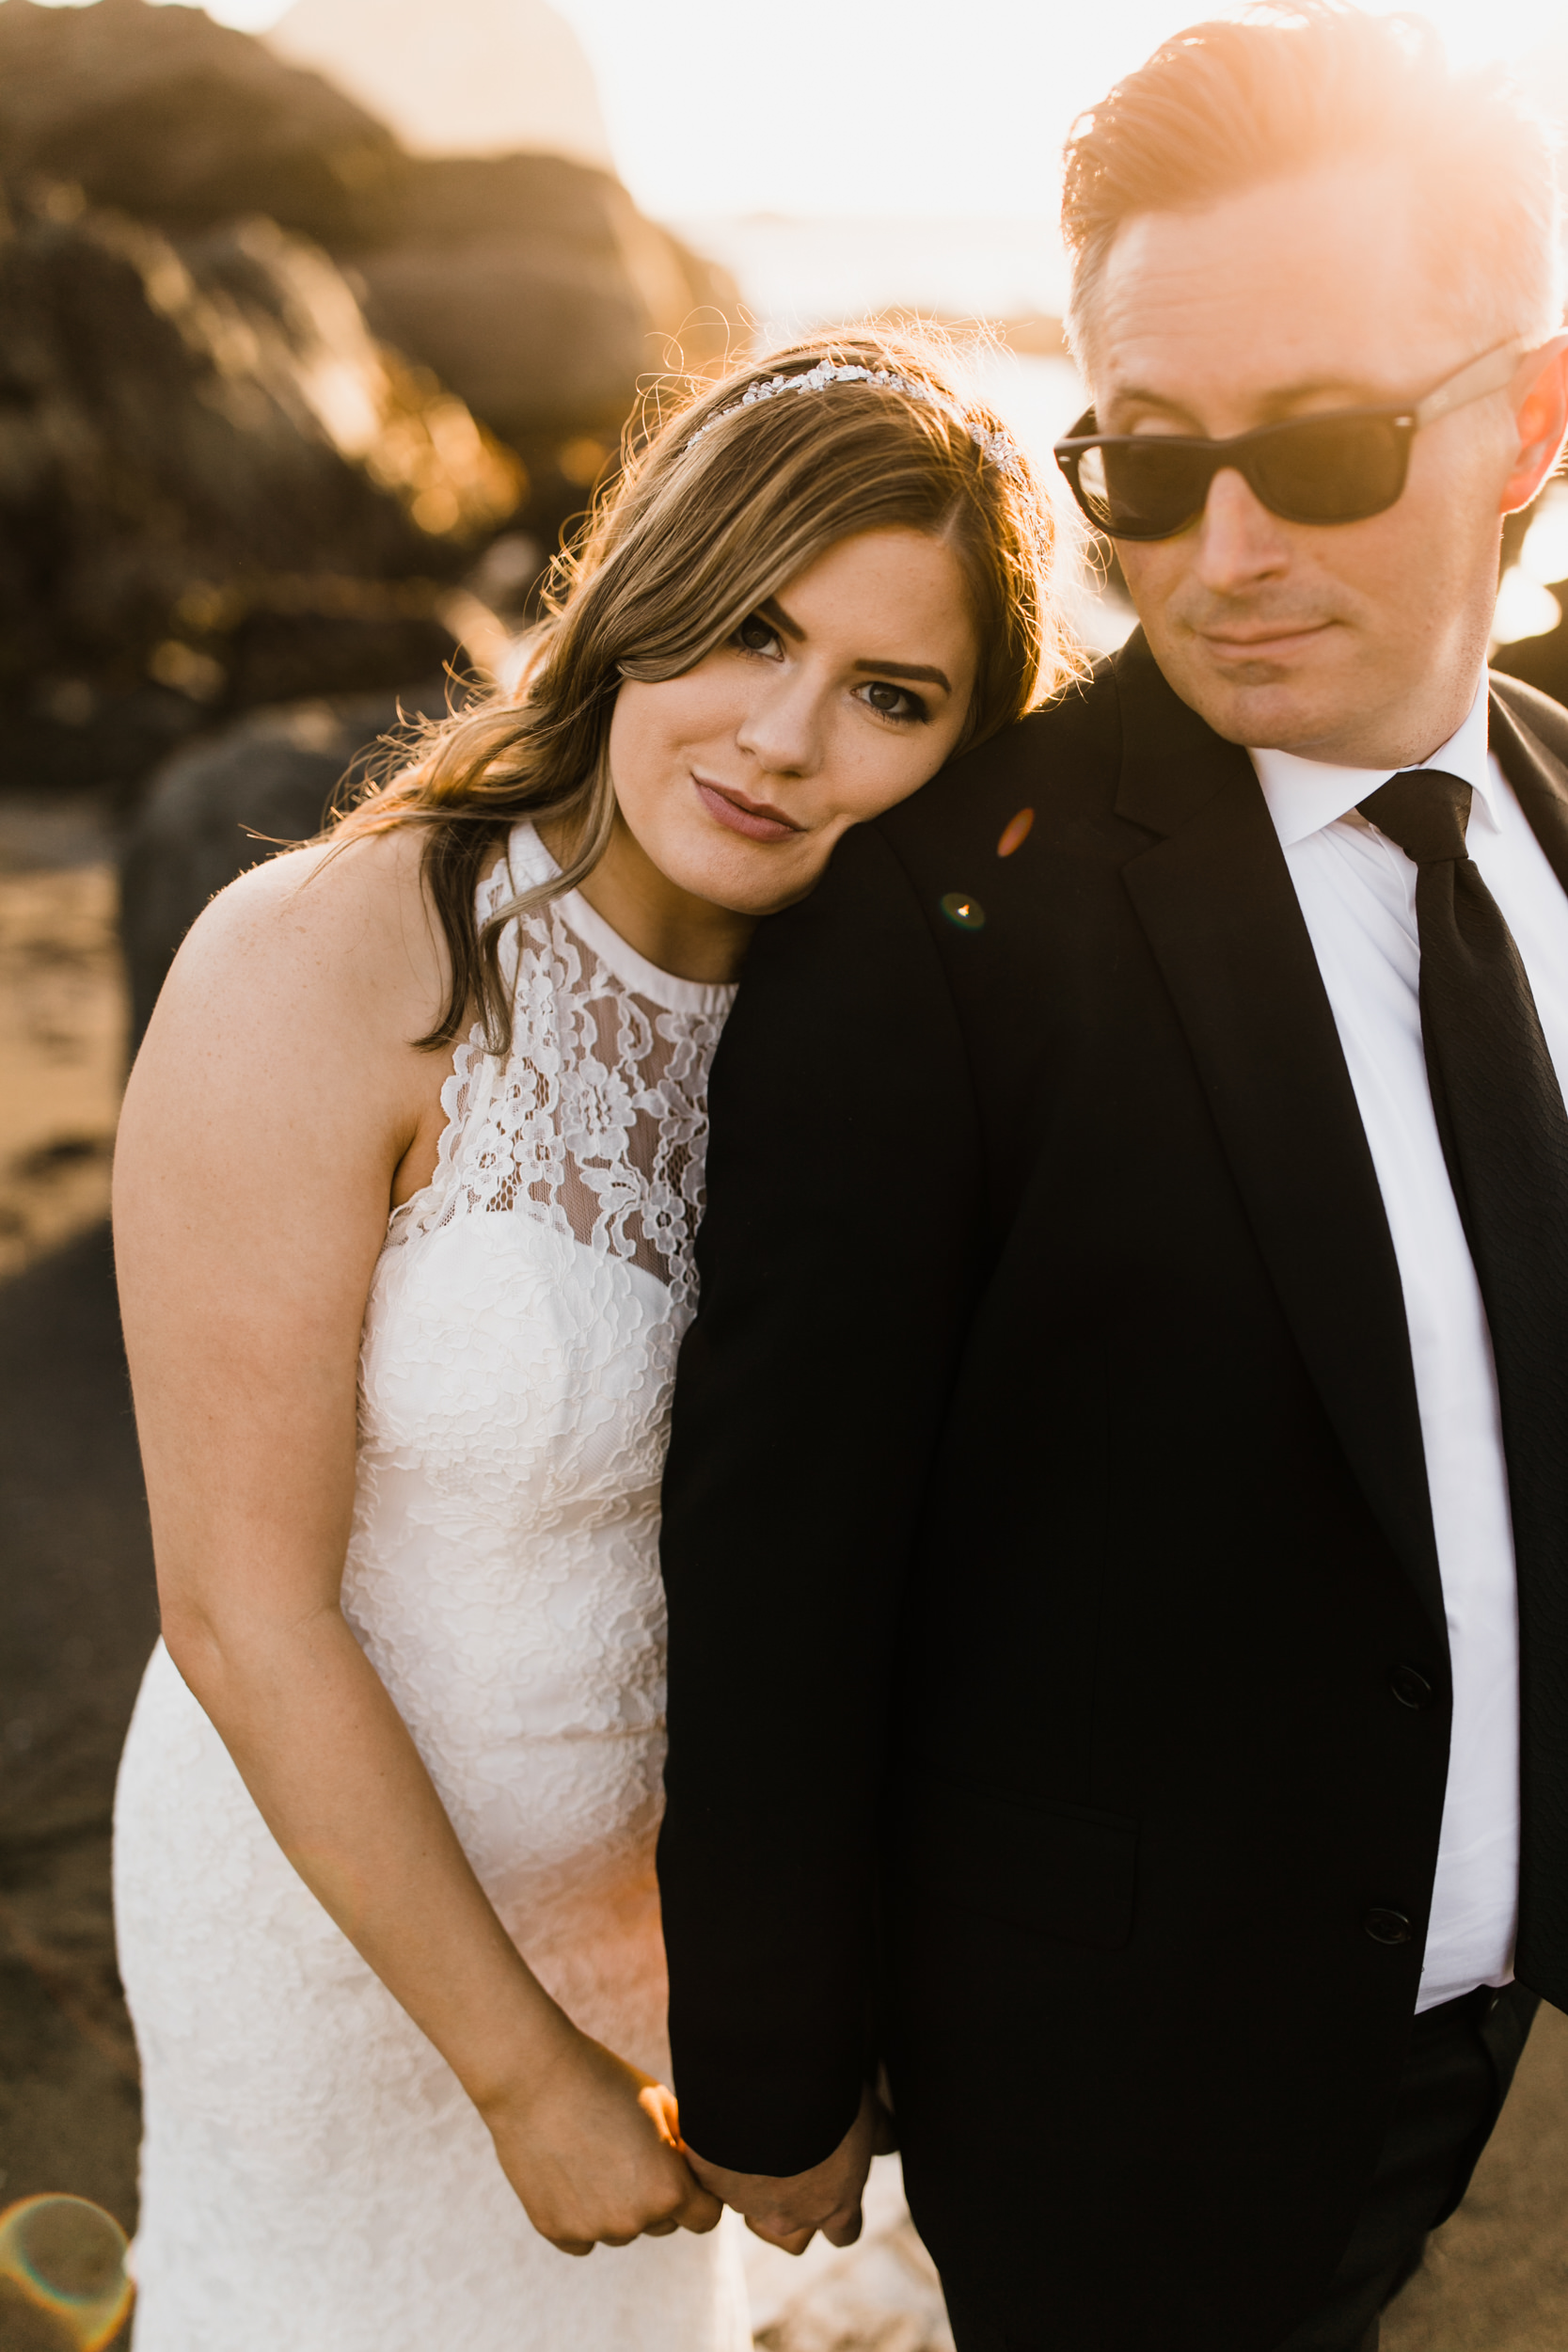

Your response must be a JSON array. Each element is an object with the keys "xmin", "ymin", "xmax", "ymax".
[
  {"xmin": 388, "ymin": 829, "xmax": 729, "ymax": 1304},
  {"xmin": 344, "ymin": 821, "xmax": 736, "ymax": 1997},
  {"xmin": 113, "ymin": 824, "xmax": 748, "ymax": 2350}
]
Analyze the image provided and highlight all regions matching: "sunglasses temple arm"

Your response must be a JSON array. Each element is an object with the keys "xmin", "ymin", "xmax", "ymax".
[{"xmin": 1415, "ymin": 340, "xmax": 1526, "ymax": 426}]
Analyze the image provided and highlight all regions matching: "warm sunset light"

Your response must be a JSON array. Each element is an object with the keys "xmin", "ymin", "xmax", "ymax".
[
  {"xmin": 10, "ymin": 4, "xmax": 1568, "ymax": 2348},
  {"xmin": 38, "ymin": 0, "xmax": 1568, "ymax": 224}
]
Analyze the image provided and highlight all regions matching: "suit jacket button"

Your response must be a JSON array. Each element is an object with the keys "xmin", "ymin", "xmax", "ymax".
[
  {"xmin": 1389, "ymin": 1665, "xmax": 1435, "ymax": 1710},
  {"xmin": 1364, "ymin": 1908, "xmax": 1413, "ymax": 1946}
]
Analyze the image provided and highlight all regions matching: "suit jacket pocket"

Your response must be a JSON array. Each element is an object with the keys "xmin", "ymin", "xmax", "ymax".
[{"xmin": 889, "ymin": 1767, "xmax": 1138, "ymax": 1952}]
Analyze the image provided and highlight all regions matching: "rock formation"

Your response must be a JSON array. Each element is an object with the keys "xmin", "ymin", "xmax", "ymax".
[
  {"xmin": 119, "ymin": 690, "xmax": 447, "ymax": 1044},
  {"xmin": 0, "ymin": 0, "xmax": 403, "ymax": 247},
  {"xmin": 0, "ymin": 0, "xmax": 739, "ymax": 453},
  {"xmin": 0, "ymin": 0, "xmax": 740, "ymax": 787},
  {"xmin": 344, "ymin": 151, "xmax": 736, "ymax": 459},
  {"xmin": 269, "ymin": 0, "xmax": 615, "ymax": 172},
  {"xmin": 0, "ymin": 188, "xmax": 521, "ymax": 789}
]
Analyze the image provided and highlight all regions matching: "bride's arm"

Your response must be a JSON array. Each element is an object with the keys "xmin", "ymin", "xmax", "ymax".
[{"xmin": 113, "ymin": 830, "xmax": 720, "ymax": 2256}]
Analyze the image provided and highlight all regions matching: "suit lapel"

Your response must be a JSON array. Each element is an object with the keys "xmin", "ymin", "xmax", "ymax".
[
  {"xmin": 1111, "ymin": 637, "xmax": 1444, "ymax": 1630},
  {"xmin": 1491, "ymin": 680, "xmax": 1568, "ymax": 896}
]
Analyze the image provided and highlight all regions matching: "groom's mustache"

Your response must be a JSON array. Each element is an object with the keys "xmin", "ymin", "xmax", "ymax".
[{"xmin": 1171, "ymin": 594, "xmax": 1354, "ymax": 645}]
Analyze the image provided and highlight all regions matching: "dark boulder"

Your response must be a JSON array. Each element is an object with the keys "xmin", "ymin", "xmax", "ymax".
[
  {"xmin": 0, "ymin": 0, "xmax": 401, "ymax": 245},
  {"xmin": 119, "ymin": 687, "xmax": 447, "ymax": 1044},
  {"xmin": 0, "ymin": 0, "xmax": 738, "ymax": 775},
  {"xmin": 0, "ymin": 196, "xmax": 520, "ymax": 788},
  {"xmin": 345, "ymin": 151, "xmax": 736, "ymax": 444},
  {"xmin": 342, "ymin": 151, "xmax": 738, "ymax": 548},
  {"xmin": 0, "ymin": 1, "xmax": 741, "ymax": 481}
]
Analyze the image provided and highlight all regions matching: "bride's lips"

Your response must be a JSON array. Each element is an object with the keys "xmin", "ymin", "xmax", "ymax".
[{"xmin": 693, "ymin": 775, "xmax": 805, "ymax": 844}]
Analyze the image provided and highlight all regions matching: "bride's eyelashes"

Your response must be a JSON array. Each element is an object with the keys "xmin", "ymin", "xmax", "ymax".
[
  {"xmin": 854, "ymin": 678, "xmax": 930, "ymax": 724},
  {"xmin": 728, "ymin": 613, "xmax": 931, "ymax": 725},
  {"xmin": 731, "ymin": 612, "xmax": 784, "ymax": 659}
]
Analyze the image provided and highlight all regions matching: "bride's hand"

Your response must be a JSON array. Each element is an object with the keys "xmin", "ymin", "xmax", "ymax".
[{"xmin": 482, "ymin": 2026, "xmax": 723, "ymax": 2256}]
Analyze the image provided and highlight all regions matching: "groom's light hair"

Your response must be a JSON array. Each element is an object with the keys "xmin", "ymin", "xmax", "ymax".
[{"xmin": 1062, "ymin": 1, "xmax": 1563, "ymax": 379}]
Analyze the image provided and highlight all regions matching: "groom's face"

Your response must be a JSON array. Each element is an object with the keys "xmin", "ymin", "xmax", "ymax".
[{"xmin": 1090, "ymin": 158, "xmax": 1554, "ymax": 769}]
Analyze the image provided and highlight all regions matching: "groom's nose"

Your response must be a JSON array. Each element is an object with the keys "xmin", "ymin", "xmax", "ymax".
[{"xmin": 1190, "ymin": 465, "xmax": 1294, "ymax": 595}]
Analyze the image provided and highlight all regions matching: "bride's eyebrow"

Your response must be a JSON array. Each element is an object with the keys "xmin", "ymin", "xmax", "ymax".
[
  {"xmin": 756, "ymin": 596, "xmax": 950, "ymax": 692},
  {"xmin": 854, "ymin": 659, "xmax": 952, "ymax": 691},
  {"xmin": 757, "ymin": 596, "xmax": 804, "ymax": 640}
]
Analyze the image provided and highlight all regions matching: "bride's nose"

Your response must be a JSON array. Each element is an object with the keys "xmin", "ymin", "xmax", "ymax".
[{"xmin": 734, "ymin": 670, "xmax": 825, "ymax": 778}]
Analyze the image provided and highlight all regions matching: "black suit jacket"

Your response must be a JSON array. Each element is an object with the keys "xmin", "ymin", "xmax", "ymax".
[{"xmin": 657, "ymin": 636, "xmax": 1568, "ymax": 2351}]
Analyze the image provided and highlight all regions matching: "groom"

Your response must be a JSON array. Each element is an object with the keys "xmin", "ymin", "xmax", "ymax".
[{"xmin": 657, "ymin": 8, "xmax": 1568, "ymax": 2348}]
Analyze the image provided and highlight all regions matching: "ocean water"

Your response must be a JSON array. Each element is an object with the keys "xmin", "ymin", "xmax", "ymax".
[{"xmin": 674, "ymin": 213, "xmax": 1070, "ymax": 338}]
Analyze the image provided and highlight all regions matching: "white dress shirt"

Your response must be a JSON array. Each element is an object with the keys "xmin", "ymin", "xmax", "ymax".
[{"xmin": 1251, "ymin": 683, "xmax": 1568, "ymax": 2010}]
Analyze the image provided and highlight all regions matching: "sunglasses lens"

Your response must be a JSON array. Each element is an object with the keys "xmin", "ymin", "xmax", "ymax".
[
  {"xmin": 1064, "ymin": 409, "xmax": 1416, "ymax": 540},
  {"xmin": 1079, "ymin": 441, "xmax": 1212, "ymax": 539},
  {"xmin": 1252, "ymin": 415, "xmax": 1409, "ymax": 523},
  {"xmin": 1067, "ymin": 445, "xmax": 1114, "ymax": 531}
]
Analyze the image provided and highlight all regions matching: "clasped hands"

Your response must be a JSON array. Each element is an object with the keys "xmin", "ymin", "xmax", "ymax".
[
  {"xmin": 684, "ymin": 2080, "xmax": 896, "ymax": 2256},
  {"xmin": 483, "ymin": 2012, "xmax": 892, "ymax": 2261},
  {"xmin": 485, "ymin": 2013, "xmax": 893, "ymax": 2260}
]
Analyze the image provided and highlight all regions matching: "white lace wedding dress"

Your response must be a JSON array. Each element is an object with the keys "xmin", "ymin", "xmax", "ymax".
[{"xmin": 113, "ymin": 822, "xmax": 752, "ymax": 2350}]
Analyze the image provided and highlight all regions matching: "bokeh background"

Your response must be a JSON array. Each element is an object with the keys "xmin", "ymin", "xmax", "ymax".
[{"xmin": 4, "ymin": 3, "xmax": 1568, "ymax": 2345}]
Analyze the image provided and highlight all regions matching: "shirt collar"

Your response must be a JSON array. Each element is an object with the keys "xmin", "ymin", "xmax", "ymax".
[{"xmin": 1249, "ymin": 678, "xmax": 1497, "ymax": 850}]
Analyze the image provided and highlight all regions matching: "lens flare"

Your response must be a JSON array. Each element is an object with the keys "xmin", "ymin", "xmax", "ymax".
[
  {"xmin": 0, "ymin": 2197, "xmax": 134, "ymax": 2350},
  {"xmin": 997, "ymin": 808, "xmax": 1035, "ymax": 857},
  {"xmin": 940, "ymin": 891, "xmax": 986, "ymax": 930}
]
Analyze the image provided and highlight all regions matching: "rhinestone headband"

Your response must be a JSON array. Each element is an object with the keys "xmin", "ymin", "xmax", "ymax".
[{"xmin": 685, "ymin": 360, "xmax": 1023, "ymax": 479}]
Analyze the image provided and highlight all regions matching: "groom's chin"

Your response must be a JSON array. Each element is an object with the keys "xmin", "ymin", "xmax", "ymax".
[{"xmin": 1151, "ymin": 638, "xmax": 1359, "ymax": 754}]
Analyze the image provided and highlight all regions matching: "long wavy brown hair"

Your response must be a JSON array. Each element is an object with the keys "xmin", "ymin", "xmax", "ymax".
[{"xmin": 330, "ymin": 326, "xmax": 1071, "ymax": 1054}]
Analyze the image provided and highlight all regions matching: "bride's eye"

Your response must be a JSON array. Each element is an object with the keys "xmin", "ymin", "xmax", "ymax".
[
  {"xmin": 856, "ymin": 679, "xmax": 929, "ymax": 723},
  {"xmin": 732, "ymin": 613, "xmax": 782, "ymax": 658}
]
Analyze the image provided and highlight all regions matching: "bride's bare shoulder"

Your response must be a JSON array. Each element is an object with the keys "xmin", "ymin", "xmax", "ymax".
[{"xmin": 150, "ymin": 823, "xmax": 451, "ymax": 1054}]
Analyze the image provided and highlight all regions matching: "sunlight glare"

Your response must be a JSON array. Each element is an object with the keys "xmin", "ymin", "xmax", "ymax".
[
  {"xmin": 1397, "ymin": 0, "xmax": 1567, "ymax": 66},
  {"xmin": 29, "ymin": 0, "xmax": 1568, "ymax": 224},
  {"xmin": 1493, "ymin": 569, "xmax": 1563, "ymax": 645},
  {"xmin": 1520, "ymin": 493, "xmax": 1568, "ymax": 592}
]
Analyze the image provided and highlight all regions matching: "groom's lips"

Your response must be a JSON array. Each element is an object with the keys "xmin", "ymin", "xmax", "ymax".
[
  {"xmin": 1201, "ymin": 619, "xmax": 1337, "ymax": 662},
  {"xmin": 693, "ymin": 775, "xmax": 804, "ymax": 844}
]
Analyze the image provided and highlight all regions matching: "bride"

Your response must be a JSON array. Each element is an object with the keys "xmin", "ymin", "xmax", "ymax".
[{"xmin": 111, "ymin": 328, "xmax": 1066, "ymax": 2349}]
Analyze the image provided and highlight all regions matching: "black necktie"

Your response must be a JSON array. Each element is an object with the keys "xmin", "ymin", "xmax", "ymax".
[{"xmin": 1357, "ymin": 767, "xmax": 1568, "ymax": 2006}]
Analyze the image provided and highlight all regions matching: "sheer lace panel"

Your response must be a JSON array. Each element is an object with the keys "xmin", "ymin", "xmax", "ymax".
[{"xmin": 401, "ymin": 848, "xmax": 731, "ymax": 1304}]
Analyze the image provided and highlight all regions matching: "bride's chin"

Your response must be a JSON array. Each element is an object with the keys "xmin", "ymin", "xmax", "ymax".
[{"xmin": 697, "ymin": 860, "xmax": 825, "ymax": 922}]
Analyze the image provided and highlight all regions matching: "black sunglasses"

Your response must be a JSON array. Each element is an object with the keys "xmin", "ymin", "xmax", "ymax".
[{"xmin": 1053, "ymin": 341, "xmax": 1524, "ymax": 542}]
